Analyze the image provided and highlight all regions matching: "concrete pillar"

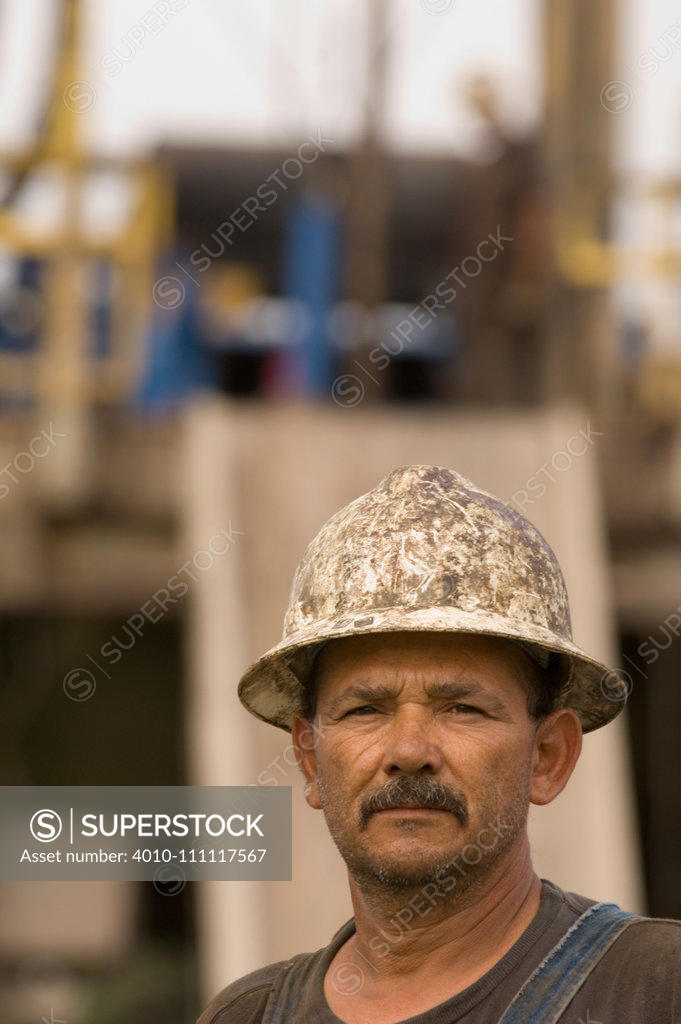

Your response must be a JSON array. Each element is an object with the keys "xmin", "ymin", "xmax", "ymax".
[{"xmin": 180, "ymin": 400, "xmax": 266, "ymax": 1003}]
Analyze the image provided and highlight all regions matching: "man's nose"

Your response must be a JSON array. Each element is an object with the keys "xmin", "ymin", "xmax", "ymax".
[{"xmin": 381, "ymin": 706, "xmax": 445, "ymax": 775}]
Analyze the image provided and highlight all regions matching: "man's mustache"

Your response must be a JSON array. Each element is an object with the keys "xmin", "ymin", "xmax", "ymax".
[{"xmin": 359, "ymin": 775, "xmax": 468, "ymax": 829}]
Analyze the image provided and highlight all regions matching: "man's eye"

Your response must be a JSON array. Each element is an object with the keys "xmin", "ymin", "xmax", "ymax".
[
  {"xmin": 448, "ymin": 703, "xmax": 482, "ymax": 715},
  {"xmin": 345, "ymin": 705, "xmax": 378, "ymax": 716}
]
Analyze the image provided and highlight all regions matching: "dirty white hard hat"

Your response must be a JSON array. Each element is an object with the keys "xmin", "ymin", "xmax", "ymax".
[{"xmin": 238, "ymin": 465, "xmax": 628, "ymax": 733}]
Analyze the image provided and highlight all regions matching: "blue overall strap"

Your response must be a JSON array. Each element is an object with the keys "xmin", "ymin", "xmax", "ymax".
[
  {"xmin": 499, "ymin": 901, "xmax": 639, "ymax": 1024},
  {"xmin": 261, "ymin": 952, "xmax": 313, "ymax": 1024}
]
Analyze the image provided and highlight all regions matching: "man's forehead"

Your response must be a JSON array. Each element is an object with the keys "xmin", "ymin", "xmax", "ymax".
[{"xmin": 313, "ymin": 630, "xmax": 532, "ymax": 681}]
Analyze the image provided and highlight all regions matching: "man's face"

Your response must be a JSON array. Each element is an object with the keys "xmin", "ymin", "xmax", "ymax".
[{"xmin": 293, "ymin": 631, "xmax": 546, "ymax": 893}]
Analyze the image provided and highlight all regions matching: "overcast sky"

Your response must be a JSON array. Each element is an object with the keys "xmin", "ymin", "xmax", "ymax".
[{"xmin": 0, "ymin": 0, "xmax": 679, "ymax": 174}]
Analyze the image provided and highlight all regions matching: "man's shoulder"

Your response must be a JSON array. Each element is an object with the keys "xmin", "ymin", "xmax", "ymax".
[
  {"xmin": 543, "ymin": 877, "xmax": 681, "ymax": 937},
  {"xmin": 194, "ymin": 944, "xmax": 329, "ymax": 1024},
  {"xmin": 556, "ymin": 881, "xmax": 681, "ymax": 940},
  {"xmin": 612, "ymin": 909, "xmax": 681, "ymax": 956},
  {"xmin": 542, "ymin": 880, "xmax": 681, "ymax": 982},
  {"xmin": 194, "ymin": 960, "xmax": 282, "ymax": 1024},
  {"xmin": 574, "ymin": 910, "xmax": 681, "ymax": 1019}
]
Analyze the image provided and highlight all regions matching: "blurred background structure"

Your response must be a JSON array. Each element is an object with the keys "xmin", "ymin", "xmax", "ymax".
[{"xmin": 1, "ymin": 1, "xmax": 681, "ymax": 1021}]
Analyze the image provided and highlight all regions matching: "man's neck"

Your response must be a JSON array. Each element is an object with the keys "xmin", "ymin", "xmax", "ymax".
[{"xmin": 324, "ymin": 838, "xmax": 542, "ymax": 1022}]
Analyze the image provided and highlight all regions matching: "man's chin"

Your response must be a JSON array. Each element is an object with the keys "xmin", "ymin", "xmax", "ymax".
[{"xmin": 350, "ymin": 842, "xmax": 468, "ymax": 892}]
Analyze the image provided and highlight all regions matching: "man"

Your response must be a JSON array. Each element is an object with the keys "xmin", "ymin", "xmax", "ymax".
[{"xmin": 197, "ymin": 464, "xmax": 681, "ymax": 1024}]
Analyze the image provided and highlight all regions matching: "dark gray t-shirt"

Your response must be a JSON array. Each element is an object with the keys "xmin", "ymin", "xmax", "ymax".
[{"xmin": 196, "ymin": 879, "xmax": 681, "ymax": 1023}]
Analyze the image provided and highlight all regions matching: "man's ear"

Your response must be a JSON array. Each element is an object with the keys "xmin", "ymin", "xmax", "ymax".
[
  {"xmin": 529, "ymin": 708, "xmax": 582, "ymax": 806},
  {"xmin": 292, "ymin": 713, "xmax": 322, "ymax": 809}
]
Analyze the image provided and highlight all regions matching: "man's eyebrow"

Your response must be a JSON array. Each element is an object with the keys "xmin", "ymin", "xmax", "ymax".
[
  {"xmin": 324, "ymin": 684, "xmax": 396, "ymax": 717},
  {"xmin": 425, "ymin": 680, "xmax": 508, "ymax": 715},
  {"xmin": 323, "ymin": 680, "xmax": 509, "ymax": 717}
]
